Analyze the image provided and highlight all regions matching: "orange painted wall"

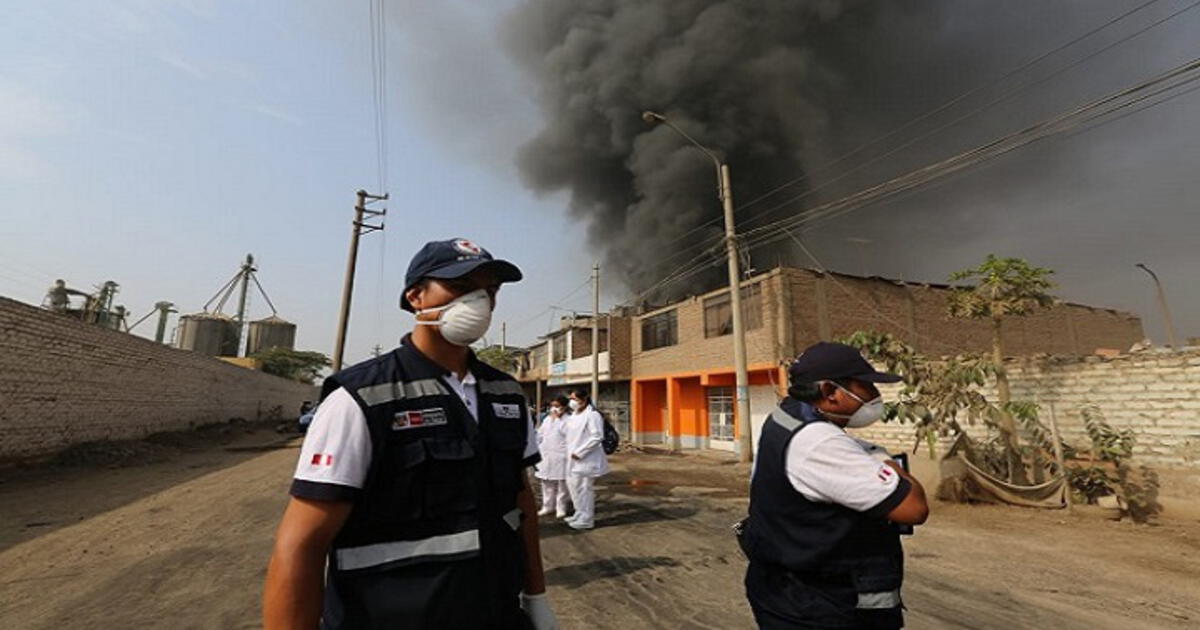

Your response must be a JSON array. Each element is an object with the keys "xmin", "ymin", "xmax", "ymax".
[
  {"xmin": 670, "ymin": 376, "xmax": 707, "ymax": 438},
  {"xmin": 636, "ymin": 379, "xmax": 667, "ymax": 434}
]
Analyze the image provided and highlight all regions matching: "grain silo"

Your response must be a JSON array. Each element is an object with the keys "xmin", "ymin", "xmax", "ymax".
[
  {"xmin": 177, "ymin": 312, "xmax": 240, "ymax": 356},
  {"xmin": 247, "ymin": 315, "xmax": 296, "ymax": 355}
]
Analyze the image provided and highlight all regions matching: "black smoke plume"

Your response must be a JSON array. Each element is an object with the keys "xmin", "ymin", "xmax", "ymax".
[{"xmin": 504, "ymin": 0, "xmax": 949, "ymax": 298}]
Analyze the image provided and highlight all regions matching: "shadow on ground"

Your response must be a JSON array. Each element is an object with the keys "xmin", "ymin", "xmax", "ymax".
[
  {"xmin": 546, "ymin": 555, "xmax": 681, "ymax": 589},
  {"xmin": 538, "ymin": 501, "xmax": 698, "ymax": 539},
  {"xmin": 0, "ymin": 421, "xmax": 298, "ymax": 552}
]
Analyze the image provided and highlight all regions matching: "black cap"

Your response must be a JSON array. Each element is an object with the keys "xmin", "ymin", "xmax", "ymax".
[
  {"xmin": 400, "ymin": 238, "xmax": 523, "ymax": 312},
  {"xmin": 788, "ymin": 342, "xmax": 902, "ymax": 384}
]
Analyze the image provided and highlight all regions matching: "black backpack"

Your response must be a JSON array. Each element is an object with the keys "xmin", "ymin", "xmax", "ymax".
[{"xmin": 601, "ymin": 415, "xmax": 620, "ymax": 455}]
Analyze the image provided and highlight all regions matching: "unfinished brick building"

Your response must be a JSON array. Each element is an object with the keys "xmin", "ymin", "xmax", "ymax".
[{"xmin": 627, "ymin": 266, "xmax": 1143, "ymax": 454}]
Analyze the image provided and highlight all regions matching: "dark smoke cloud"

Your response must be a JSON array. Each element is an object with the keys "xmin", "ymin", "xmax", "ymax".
[
  {"xmin": 502, "ymin": 0, "xmax": 1199, "ymax": 340},
  {"xmin": 502, "ymin": 0, "xmax": 987, "ymax": 295}
]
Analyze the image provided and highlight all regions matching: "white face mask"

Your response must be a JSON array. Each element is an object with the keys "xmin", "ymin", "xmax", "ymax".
[
  {"xmin": 549, "ymin": 406, "xmax": 563, "ymax": 416},
  {"xmin": 824, "ymin": 382, "xmax": 885, "ymax": 428},
  {"xmin": 414, "ymin": 288, "xmax": 493, "ymax": 346},
  {"xmin": 568, "ymin": 399, "xmax": 583, "ymax": 412}
]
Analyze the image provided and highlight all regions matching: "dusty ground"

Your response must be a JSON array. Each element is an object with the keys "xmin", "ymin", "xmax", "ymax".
[{"xmin": 1, "ymin": 430, "xmax": 1198, "ymax": 629}]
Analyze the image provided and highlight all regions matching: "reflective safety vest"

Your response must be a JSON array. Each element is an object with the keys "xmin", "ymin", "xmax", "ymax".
[
  {"xmin": 318, "ymin": 339, "xmax": 534, "ymax": 629},
  {"xmin": 742, "ymin": 400, "xmax": 905, "ymax": 626}
]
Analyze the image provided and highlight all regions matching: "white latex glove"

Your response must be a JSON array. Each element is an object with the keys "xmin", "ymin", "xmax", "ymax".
[{"xmin": 520, "ymin": 592, "xmax": 559, "ymax": 630}]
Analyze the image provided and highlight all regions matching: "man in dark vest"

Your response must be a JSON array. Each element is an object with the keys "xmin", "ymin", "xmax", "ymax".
[
  {"xmin": 264, "ymin": 238, "xmax": 558, "ymax": 629},
  {"xmin": 741, "ymin": 342, "xmax": 930, "ymax": 629}
]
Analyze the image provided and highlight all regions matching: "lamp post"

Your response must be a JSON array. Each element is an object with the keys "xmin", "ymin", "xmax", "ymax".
[
  {"xmin": 1136, "ymin": 263, "xmax": 1179, "ymax": 347},
  {"xmin": 643, "ymin": 110, "xmax": 753, "ymax": 462}
]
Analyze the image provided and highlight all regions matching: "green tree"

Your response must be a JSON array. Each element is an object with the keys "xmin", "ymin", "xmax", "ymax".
[
  {"xmin": 476, "ymin": 345, "xmax": 520, "ymax": 373},
  {"xmin": 947, "ymin": 255, "xmax": 1055, "ymax": 482},
  {"xmin": 251, "ymin": 348, "xmax": 330, "ymax": 384},
  {"xmin": 840, "ymin": 331, "xmax": 1039, "ymax": 459}
]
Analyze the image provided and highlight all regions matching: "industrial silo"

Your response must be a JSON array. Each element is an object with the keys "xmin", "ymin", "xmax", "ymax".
[
  {"xmin": 177, "ymin": 312, "xmax": 240, "ymax": 356},
  {"xmin": 246, "ymin": 315, "xmax": 296, "ymax": 355}
]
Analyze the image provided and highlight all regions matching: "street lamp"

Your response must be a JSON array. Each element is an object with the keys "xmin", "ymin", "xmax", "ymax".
[
  {"xmin": 1136, "ymin": 263, "xmax": 1180, "ymax": 347},
  {"xmin": 643, "ymin": 110, "xmax": 753, "ymax": 463}
]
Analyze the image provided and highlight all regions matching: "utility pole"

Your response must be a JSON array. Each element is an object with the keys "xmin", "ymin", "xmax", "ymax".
[
  {"xmin": 720, "ymin": 165, "xmax": 754, "ymax": 463},
  {"xmin": 234, "ymin": 254, "xmax": 255, "ymax": 356},
  {"xmin": 1136, "ymin": 264, "xmax": 1179, "ymax": 347},
  {"xmin": 333, "ymin": 189, "xmax": 388, "ymax": 372},
  {"xmin": 501, "ymin": 322, "xmax": 507, "ymax": 352},
  {"xmin": 591, "ymin": 262, "xmax": 600, "ymax": 404},
  {"xmin": 643, "ymin": 110, "xmax": 753, "ymax": 463}
]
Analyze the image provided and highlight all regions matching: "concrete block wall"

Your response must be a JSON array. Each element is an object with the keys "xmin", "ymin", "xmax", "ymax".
[
  {"xmin": 0, "ymin": 296, "xmax": 315, "ymax": 461},
  {"xmin": 850, "ymin": 349, "xmax": 1200, "ymax": 468}
]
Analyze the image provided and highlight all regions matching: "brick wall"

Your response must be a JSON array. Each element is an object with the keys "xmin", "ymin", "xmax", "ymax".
[
  {"xmin": 628, "ymin": 267, "xmax": 1143, "ymax": 381},
  {"xmin": 631, "ymin": 270, "xmax": 788, "ymax": 377},
  {"xmin": 0, "ymin": 297, "xmax": 315, "ymax": 461},
  {"xmin": 851, "ymin": 348, "xmax": 1200, "ymax": 468},
  {"xmin": 782, "ymin": 268, "xmax": 1144, "ymax": 357}
]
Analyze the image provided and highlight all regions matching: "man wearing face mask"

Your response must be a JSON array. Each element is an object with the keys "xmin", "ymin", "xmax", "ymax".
[
  {"xmin": 264, "ymin": 238, "xmax": 558, "ymax": 630},
  {"xmin": 740, "ymin": 342, "xmax": 929, "ymax": 630}
]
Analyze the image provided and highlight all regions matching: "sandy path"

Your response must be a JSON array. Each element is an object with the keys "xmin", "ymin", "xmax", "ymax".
[{"xmin": 1, "ymin": 442, "xmax": 1198, "ymax": 629}]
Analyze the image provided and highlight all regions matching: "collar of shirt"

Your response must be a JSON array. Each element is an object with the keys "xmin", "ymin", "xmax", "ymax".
[{"xmin": 442, "ymin": 370, "xmax": 479, "ymax": 421}]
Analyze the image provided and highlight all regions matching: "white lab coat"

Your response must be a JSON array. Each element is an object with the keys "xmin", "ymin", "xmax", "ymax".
[
  {"xmin": 565, "ymin": 405, "xmax": 609, "ymax": 478},
  {"xmin": 534, "ymin": 413, "xmax": 569, "ymax": 480}
]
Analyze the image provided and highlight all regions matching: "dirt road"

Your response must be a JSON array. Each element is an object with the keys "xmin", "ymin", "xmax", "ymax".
[{"xmin": 1, "ymin": 432, "xmax": 1198, "ymax": 629}]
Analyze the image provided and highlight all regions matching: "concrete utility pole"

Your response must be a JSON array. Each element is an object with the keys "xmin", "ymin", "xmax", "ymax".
[
  {"xmin": 333, "ymin": 189, "xmax": 388, "ymax": 372},
  {"xmin": 643, "ymin": 110, "xmax": 753, "ymax": 462},
  {"xmin": 501, "ymin": 322, "xmax": 507, "ymax": 353},
  {"xmin": 591, "ymin": 262, "xmax": 601, "ymax": 404},
  {"xmin": 1136, "ymin": 263, "xmax": 1179, "ymax": 347}
]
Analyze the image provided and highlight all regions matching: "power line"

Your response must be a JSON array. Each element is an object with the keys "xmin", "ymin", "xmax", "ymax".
[
  {"xmin": 736, "ymin": 0, "xmax": 1200, "ymax": 236},
  {"xmin": 780, "ymin": 227, "xmax": 971, "ymax": 354},
  {"xmin": 647, "ymin": 0, "xmax": 1172, "ymax": 259},
  {"xmin": 736, "ymin": 0, "xmax": 1167, "ymax": 215},
  {"xmin": 734, "ymin": 54, "xmax": 1200, "ymax": 254}
]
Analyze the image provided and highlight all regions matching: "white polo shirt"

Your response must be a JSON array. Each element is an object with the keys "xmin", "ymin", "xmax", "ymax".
[
  {"xmin": 294, "ymin": 371, "xmax": 539, "ymax": 494},
  {"xmin": 784, "ymin": 424, "xmax": 903, "ymax": 513}
]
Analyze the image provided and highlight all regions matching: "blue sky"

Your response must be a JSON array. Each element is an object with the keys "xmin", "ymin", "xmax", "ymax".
[
  {"xmin": 2, "ymin": 1, "xmax": 1197, "ymax": 360},
  {"xmin": 0, "ymin": 0, "xmax": 602, "ymax": 362}
]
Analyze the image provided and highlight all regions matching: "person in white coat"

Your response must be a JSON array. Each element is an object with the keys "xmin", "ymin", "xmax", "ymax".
[
  {"xmin": 564, "ymin": 389, "xmax": 609, "ymax": 530},
  {"xmin": 534, "ymin": 396, "xmax": 572, "ymax": 518}
]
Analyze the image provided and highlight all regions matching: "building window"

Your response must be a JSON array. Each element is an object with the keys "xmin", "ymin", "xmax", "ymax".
[
  {"xmin": 571, "ymin": 328, "xmax": 609, "ymax": 359},
  {"xmin": 641, "ymin": 310, "xmax": 678, "ymax": 351},
  {"xmin": 552, "ymin": 337, "xmax": 567, "ymax": 363},
  {"xmin": 703, "ymin": 283, "xmax": 763, "ymax": 338}
]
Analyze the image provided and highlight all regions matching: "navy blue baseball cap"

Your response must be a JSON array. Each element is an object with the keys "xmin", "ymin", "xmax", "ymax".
[
  {"xmin": 400, "ymin": 238, "xmax": 522, "ymax": 311},
  {"xmin": 788, "ymin": 342, "xmax": 902, "ymax": 384}
]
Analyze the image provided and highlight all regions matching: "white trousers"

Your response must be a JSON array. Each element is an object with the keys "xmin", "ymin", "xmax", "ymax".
[
  {"xmin": 540, "ymin": 479, "xmax": 570, "ymax": 514},
  {"xmin": 566, "ymin": 474, "xmax": 596, "ymax": 525}
]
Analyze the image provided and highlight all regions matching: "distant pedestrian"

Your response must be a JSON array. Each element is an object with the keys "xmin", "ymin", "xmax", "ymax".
[
  {"xmin": 739, "ymin": 342, "xmax": 929, "ymax": 629},
  {"xmin": 563, "ymin": 389, "xmax": 609, "ymax": 530},
  {"xmin": 535, "ymin": 396, "xmax": 571, "ymax": 518}
]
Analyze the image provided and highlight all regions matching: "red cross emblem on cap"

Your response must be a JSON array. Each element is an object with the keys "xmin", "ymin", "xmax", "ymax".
[{"xmin": 453, "ymin": 239, "xmax": 482, "ymax": 255}]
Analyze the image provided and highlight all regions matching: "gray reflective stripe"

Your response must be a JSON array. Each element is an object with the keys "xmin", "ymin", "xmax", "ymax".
[
  {"xmin": 356, "ymin": 378, "xmax": 448, "ymax": 407},
  {"xmin": 770, "ymin": 406, "xmax": 803, "ymax": 432},
  {"xmin": 336, "ymin": 530, "xmax": 480, "ymax": 571},
  {"xmin": 478, "ymin": 379, "xmax": 524, "ymax": 397},
  {"xmin": 502, "ymin": 507, "xmax": 522, "ymax": 531},
  {"xmin": 857, "ymin": 590, "xmax": 902, "ymax": 609}
]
